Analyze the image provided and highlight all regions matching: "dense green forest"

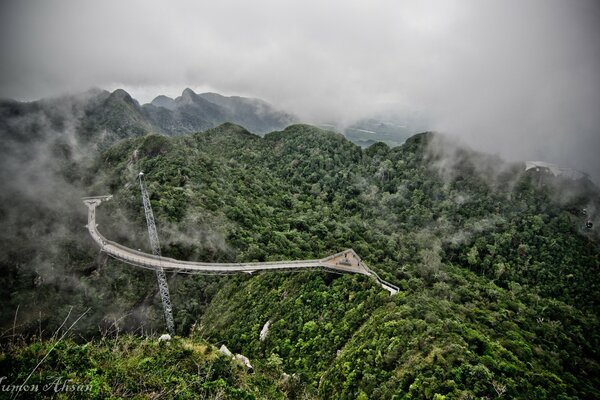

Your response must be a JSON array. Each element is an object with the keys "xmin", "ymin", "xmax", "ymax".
[{"xmin": 1, "ymin": 123, "xmax": 599, "ymax": 398}]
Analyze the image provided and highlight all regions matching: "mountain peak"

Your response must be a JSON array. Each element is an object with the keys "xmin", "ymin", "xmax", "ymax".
[
  {"xmin": 109, "ymin": 89, "xmax": 137, "ymax": 106},
  {"xmin": 151, "ymin": 95, "xmax": 177, "ymax": 110},
  {"xmin": 176, "ymin": 88, "xmax": 201, "ymax": 106},
  {"xmin": 182, "ymin": 88, "xmax": 197, "ymax": 97}
]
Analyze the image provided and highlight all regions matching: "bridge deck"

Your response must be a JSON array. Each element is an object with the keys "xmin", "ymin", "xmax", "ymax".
[{"xmin": 83, "ymin": 196, "xmax": 398, "ymax": 295}]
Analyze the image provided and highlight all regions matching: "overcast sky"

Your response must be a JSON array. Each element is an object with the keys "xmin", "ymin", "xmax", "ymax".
[{"xmin": 1, "ymin": 0, "xmax": 599, "ymax": 180}]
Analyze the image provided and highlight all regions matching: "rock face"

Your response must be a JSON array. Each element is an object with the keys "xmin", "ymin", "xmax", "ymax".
[
  {"xmin": 259, "ymin": 320, "xmax": 271, "ymax": 342},
  {"xmin": 219, "ymin": 344, "xmax": 233, "ymax": 358},
  {"xmin": 158, "ymin": 334, "xmax": 172, "ymax": 342},
  {"xmin": 219, "ymin": 344, "xmax": 253, "ymax": 372},
  {"xmin": 235, "ymin": 354, "xmax": 254, "ymax": 372}
]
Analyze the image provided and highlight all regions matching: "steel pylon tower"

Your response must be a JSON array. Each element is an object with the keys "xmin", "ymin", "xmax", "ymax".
[{"xmin": 139, "ymin": 172, "xmax": 175, "ymax": 335}]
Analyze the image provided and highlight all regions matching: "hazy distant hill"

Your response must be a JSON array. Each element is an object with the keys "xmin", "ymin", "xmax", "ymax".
[
  {"xmin": 1, "ymin": 88, "xmax": 436, "ymax": 149},
  {"xmin": 141, "ymin": 88, "xmax": 297, "ymax": 135},
  {"xmin": 0, "ymin": 87, "xmax": 297, "ymax": 146},
  {"xmin": 321, "ymin": 112, "xmax": 431, "ymax": 148},
  {"xmin": 142, "ymin": 89, "xmax": 297, "ymax": 135}
]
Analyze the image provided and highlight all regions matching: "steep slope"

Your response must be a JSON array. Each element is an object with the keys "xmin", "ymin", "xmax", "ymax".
[
  {"xmin": 2, "ymin": 335, "xmax": 285, "ymax": 398},
  {"xmin": 193, "ymin": 127, "xmax": 600, "ymax": 399},
  {"xmin": 0, "ymin": 88, "xmax": 110, "ymax": 143},
  {"xmin": 1, "ymin": 123, "xmax": 599, "ymax": 398},
  {"xmin": 81, "ymin": 88, "xmax": 157, "ymax": 141},
  {"xmin": 150, "ymin": 94, "xmax": 177, "ymax": 110},
  {"xmin": 199, "ymin": 92, "xmax": 297, "ymax": 134},
  {"xmin": 144, "ymin": 88, "xmax": 296, "ymax": 135},
  {"xmin": 0, "ymin": 87, "xmax": 297, "ymax": 150}
]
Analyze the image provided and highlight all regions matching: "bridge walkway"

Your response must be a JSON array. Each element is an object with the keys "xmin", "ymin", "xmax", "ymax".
[{"xmin": 83, "ymin": 196, "xmax": 398, "ymax": 295}]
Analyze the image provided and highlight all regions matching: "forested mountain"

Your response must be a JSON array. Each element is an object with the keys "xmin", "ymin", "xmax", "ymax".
[
  {"xmin": 142, "ymin": 89, "xmax": 297, "ymax": 135},
  {"xmin": 0, "ymin": 88, "xmax": 296, "ymax": 145},
  {"xmin": 1, "ymin": 122, "xmax": 599, "ymax": 399}
]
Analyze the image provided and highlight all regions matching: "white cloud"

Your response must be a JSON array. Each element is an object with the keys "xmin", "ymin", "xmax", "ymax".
[{"xmin": 1, "ymin": 0, "xmax": 599, "ymax": 179}]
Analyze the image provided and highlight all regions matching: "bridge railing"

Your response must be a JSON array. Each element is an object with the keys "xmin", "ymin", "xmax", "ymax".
[{"xmin": 85, "ymin": 197, "xmax": 399, "ymax": 293}]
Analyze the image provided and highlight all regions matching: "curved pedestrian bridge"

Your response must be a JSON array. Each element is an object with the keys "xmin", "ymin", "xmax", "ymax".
[{"xmin": 83, "ymin": 195, "xmax": 398, "ymax": 295}]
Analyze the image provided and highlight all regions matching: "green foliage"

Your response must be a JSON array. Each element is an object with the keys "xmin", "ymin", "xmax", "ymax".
[
  {"xmin": 2, "ymin": 123, "xmax": 599, "ymax": 398},
  {"xmin": 0, "ymin": 335, "xmax": 282, "ymax": 399}
]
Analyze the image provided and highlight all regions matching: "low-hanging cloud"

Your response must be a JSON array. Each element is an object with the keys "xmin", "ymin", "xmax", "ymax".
[{"xmin": 1, "ymin": 0, "xmax": 599, "ymax": 180}]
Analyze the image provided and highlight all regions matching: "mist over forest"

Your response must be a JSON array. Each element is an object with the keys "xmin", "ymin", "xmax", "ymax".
[{"xmin": 1, "ymin": 1, "xmax": 599, "ymax": 399}]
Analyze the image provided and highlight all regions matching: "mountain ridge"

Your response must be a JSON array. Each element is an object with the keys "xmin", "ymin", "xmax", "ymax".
[
  {"xmin": 0, "ymin": 106, "xmax": 599, "ymax": 398},
  {"xmin": 0, "ymin": 87, "xmax": 298, "ymax": 146}
]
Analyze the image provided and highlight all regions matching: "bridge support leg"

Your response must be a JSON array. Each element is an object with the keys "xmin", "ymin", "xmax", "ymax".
[
  {"xmin": 139, "ymin": 173, "xmax": 175, "ymax": 336},
  {"xmin": 83, "ymin": 193, "xmax": 175, "ymax": 334}
]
